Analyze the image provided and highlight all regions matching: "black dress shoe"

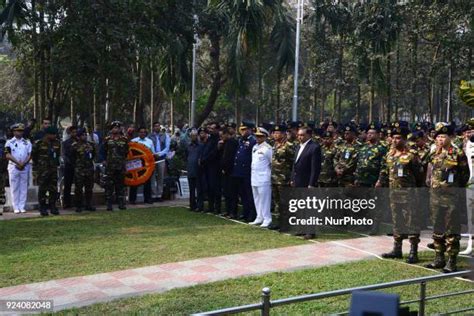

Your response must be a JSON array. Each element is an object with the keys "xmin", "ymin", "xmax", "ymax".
[
  {"xmin": 129, "ymin": 201, "xmax": 136, "ymax": 205},
  {"xmin": 304, "ymin": 234, "xmax": 316, "ymax": 240},
  {"xmin": 238, "ymin": 215, "xmax": 246, "ymax": 220},
  {"xmin": 85, "ymin": 206, "xmax": 96, "ymax": 211},
  {"xmin": 154, "ymin": 197, "xmax": 164, "ymax": 202},
  {"xmin": 75, "ymin": 208, "xmax": 83, "ymax": 213}
]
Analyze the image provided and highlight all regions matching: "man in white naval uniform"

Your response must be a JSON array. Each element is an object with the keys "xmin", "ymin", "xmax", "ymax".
[
  {"xmin": 5, "ymin": 123, "xmax": 32, "ymax": 213},
  {"xmin": 250, "ymin": 127, "xmax": 273, "ymax": 228}
]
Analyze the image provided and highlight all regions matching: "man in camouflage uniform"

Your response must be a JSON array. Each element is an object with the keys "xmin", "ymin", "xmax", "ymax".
[
  {"xmin": 102, "ymin": 121, "xmax": 129, "ymax": 211},
  {"xmin": 334, "ymin": 123, "xmax": 361, "ymax": 187},
  {"xmin": 425, "ymin": 123, "xmax": 469, "ymax": 273},
  {"xmin": 318, "ymin": 131, "xmax": 338, "ymax": 187},
  {"xmin": 355, "ymin": 123, "xmax": 387, "ymax": 187},
  {"xmin": 376, "ymin": 122, "xmax": 423, "ymax": 263},
  {"xmin": 270, "ymin": 124, "xmax": 295, "ymax": 230},
  {"xmin": 71, "ymin": 128, "xmax": 96, "ymax": 213},
  {"xmin": 32, "ymin": 127, "xmax": 61, "ymax": 216}
]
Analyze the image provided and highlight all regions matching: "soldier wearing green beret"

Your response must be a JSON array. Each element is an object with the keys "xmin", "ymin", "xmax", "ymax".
[
  {"xmin": 32, "ymin": 127, "xmax": 61, "ymax": 216},
  {"xmin": 425, "ymin": 123, "xmax": 469, "ymax": 273}
]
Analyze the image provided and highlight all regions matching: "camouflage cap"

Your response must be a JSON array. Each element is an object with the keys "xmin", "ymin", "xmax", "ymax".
[{"xmin": 45, "ymin": 126, "xmax": 58, "ymax": 135}]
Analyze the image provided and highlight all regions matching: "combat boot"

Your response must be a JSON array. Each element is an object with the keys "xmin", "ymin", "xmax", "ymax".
[
  {"xmin": 425, "ymin": 252, "xmax": 446, "ymax": 269},
  {"xmin": 106, "ymin": 201, "xmax": 113, "ymax": 211},
  {"xmin": 406, "ymin": 243, "xmax": 419, "ymax": 264},
  {"xmin": 382, "ymin": 241, "xmax": 403, "ymax": 259},
  {"xmin": 442, "ymin": 256, "xmax": 457, "ymax": 273},
  {"xmin": 118, "ymin": 198, "xmax": 127, "ymax": 210},
  {"xmin": 50, "ymin": 201, "xmax": 60, "ymax": 215}
]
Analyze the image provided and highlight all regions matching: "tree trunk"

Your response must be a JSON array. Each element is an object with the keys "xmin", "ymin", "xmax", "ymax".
[
  {"xmin": 150, "ymin": 61, "xmax": 154, "ymax": 130},
  {"xmin": 356, "ymin": 83, "xmax": 361, "ymax": 124},
  {"xmin": 394, "ymin": 40, "xmax": 400, "ymax": 120},
  {"xmin": 312, "ymin": 82, "xmax": 317, "ymax": 121},
  {"xmin": 336, "ymin": 40, "xmax": 343, "ymax": 123},
  {"xmin": 196, "ymin": 33, "xmax": 222, "ymax": 126},
  {"xmin": 386, "ymin": 54, "xmax": 392, "ymax": 122},
  {"xmin": 369, "ymin": 58, "xmax": 374, "ymax": 122},
  {"xmin": 411, "ymin": 33, "xmax": 418, "ymax": 122},
  {"xmin": 276, "ymin": 71, "xmax": 281, "ymax": 122},
  {"xmin": 39, "ymin": 1, "xmax": 46, "ymax": 120}
]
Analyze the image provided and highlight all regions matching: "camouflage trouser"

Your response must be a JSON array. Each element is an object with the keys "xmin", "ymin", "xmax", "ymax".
[
  {"xmin": 430, "ymin": 190, "xmax": 461, "ymax": 256},
  {"xmin": 37, "ymin": 169, "xmax": 58, "ymax": 205},
  {"xmin": 390, "ymin": 189, "xmax": 420, "ymax": 244},
  {"xmin": 75, "ymin": 169, "xmax": 94, "ymax": 207},
  {"xmin": 104, "ymin": 168, "xmax": 125, "ymax": 203},
  {"xmin": 271, "ymin": 184, "xmax": 284, "ymax": 220}
]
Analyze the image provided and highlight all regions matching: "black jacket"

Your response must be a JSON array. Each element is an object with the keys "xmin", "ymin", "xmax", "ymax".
[
  {"xmin": 291, "ymin": 139, "xmax": 322, "ymax": 187},
  {"xmin": 220, "ymin": 137, "xmax": 239, "ymax": 175}
]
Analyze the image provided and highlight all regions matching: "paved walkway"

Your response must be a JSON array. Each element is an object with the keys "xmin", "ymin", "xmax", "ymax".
[{"xmin": 0, "ymin": 236, "xmax": 432, "ymax": 312}]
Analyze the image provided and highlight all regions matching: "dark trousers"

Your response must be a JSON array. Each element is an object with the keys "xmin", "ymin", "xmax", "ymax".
[
  {"xmin": 129, "ymin": 179, "xmax": 152, "ymax": 203},
  {"xmin": 188, "ymin": 176, "xmax": 198, "ymax": 211},
  {"xmin": 63, "ymin": 164, "xmax": 74, "ymax": 206},
  {"xmin": 203, "ymin": 165, "xmax": 219, "ymax": 212},
  {"xmin": 222, "ymin": 174, "xmax": 233, "ymax": 214},
  {"xmin": 229, "ymin": 176, "xmax": 256, "ymax": 221}
]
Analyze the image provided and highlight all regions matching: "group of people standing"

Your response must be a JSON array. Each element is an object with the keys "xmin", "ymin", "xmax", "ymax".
[{"xmin": 185, "ymin": 118, "xmax": 474, "ymax": 273}]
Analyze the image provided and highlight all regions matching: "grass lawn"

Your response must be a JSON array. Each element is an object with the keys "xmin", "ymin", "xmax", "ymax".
[
  {"xmin": 59, "ymin": 253, "xmax": 473, "ymax": 315},
  {"xmin": 0, "ymin": 207, "xmax": 315, "ymax": 287}
]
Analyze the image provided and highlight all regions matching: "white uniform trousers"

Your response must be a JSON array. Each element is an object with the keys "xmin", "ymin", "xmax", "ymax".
[
  {"xmin": 252, "ymin": 185, "xmax": 272, "ymax": 224},
  {"xmin": 8, "ymin": 164, "xmax": 30, "ymax": 211}
]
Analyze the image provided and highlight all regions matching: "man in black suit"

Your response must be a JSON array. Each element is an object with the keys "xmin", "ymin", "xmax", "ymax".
[
  {"xmin": 290, "ymin": 126, "xmax": 322, "ymax": 239},
  {"xmin": 291, "ymin": 127, "xmax": 321, "ymax": 188}
]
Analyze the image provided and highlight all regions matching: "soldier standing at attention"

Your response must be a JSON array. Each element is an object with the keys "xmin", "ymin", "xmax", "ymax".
[
  {"xmin": 32, "ymin": 127, "xmax": 61, "ymax": 216},
  {"xmin": 318, "ymin": 131, "xmax": 338, "ymax": 187},
  {"xmin": 425, "ymin": 123, "xmax": 469, "ymax": 273},
  {"xmin": 71, "ymin": 128, "xmax": 96, "ymax": 213},
  {"xmin": 376, "ymin": 122, "xmax": 422, "ymax": 263},
  {"xmin": 355, "ymin": 123, "xmax": 387, "ymax": 187},
  {"xmin": 250, "ymin": 127, "xmax": 273, "ymax": 228},
  {"xmin": 270, "ymin": 124, "xmax": 295, "ymax": 230},
  {"xmin": 5, "ymin": 123, "xmax": 32, "ymax": 214},
  {"xmin": 334, "ymin": 123, "xmax": 361, "ymax": 187},
  {"xmin": 102, "ymin": 121, "xmax": 129, "ymax": 211}
]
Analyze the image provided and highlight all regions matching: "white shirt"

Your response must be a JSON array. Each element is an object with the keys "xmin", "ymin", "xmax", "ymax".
[
  {"xmin": 131, "ymin": 137, "xmax": 156, "ymax": 154},
  {"xmin": 251, "ymin": 142, "xmax": 273, "ymax": 186},
  {"xmin": 296, "ymin": 139, "xmax": 311, "ymax": 162},
  {"xmin": 5, "ymin": 137, "xmax": 32, "ymax": 166}
]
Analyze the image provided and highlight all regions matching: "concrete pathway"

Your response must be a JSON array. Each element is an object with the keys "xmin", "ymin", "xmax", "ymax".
[{"xmin": 0, "ymin": 236, "xmax": 432, "ymax": 312}]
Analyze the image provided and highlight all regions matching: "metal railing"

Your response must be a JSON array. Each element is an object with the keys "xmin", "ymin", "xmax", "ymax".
[{"xmin": 192, "ymin": 270, "xmax": 473, "ymax": 316}]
